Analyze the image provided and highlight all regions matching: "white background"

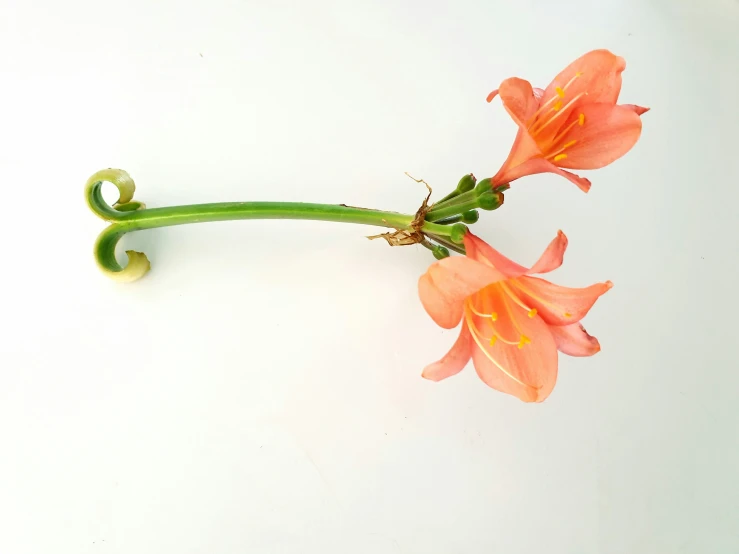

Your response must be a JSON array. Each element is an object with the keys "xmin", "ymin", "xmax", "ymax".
[{"xmin": 1, "ymin": 0, "xmax": 738, "ymax": 552}]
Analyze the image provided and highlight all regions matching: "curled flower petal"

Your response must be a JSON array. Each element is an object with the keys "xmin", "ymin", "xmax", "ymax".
[
  {"xmin": 422, "ymin": 325, "xmax": 472, "ymax": 381},
  {"xmin": 465, "ymin": 230, "xmax": 569, "ymax": 278},
  {"xmin": 418, "ymin": 257, "xmax": 505, "ymax": 329},
  {"xmin": 495, "ymin": 77, "xmax": 539, "ymax": 127},
  {"xmin": 512, "ymin": 276, "xmax": 613, "ymax": 326},
  {"xmin": 528, "ymin": 230, "xmax": 568, "ymax": 274},
  {"xmin": 549, "ymin": 323, "xmax": 601, "ymax": 357}
]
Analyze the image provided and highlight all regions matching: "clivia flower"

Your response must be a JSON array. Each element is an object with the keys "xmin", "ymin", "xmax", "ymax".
[
  {"xmin": 418, "ymin": 231, "xmax": 611, "ymax": 402},
  {"xmin": 487, "ymin": 49, "xmax": 648, "ymax": 192},
  {"xmin": 85, "ymin": 50, "xmax": 643, "ymax": 408}
]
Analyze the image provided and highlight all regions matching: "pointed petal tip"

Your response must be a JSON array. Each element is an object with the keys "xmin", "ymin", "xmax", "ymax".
[
  {"xmin": 624, "ymin": 104, "xmax": 650, "ymax": 116},
  {"xmin": 528, "ymin": 229, "xmax": 570, "ymax": 275},
  {"xmin": 605, "ymin": 280, "xmax": 614, "ymax": 290}
]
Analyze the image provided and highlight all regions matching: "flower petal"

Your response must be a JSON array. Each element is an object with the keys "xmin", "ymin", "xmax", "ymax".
[
  {"xmin": 418, "ymin": 257, "xmax": 505, "ymax": 329},
  {"xmin": 465, "ymin": 230, "xmax": 569, "ymax": 279},
  {"xmin": 555, "ymin": 103, "xmax": 642, "ymax": 170},
  {"xmin": 422, "ymin": 324, "xmax": 473, "ymax": 381},
  {"xmin": 489, "ymin": 78, "xmax": 544, "ymax": 182},
  {"xmin": 549, "ymin": 323, "xmax": 601, "ymax": 357},
  {"xmin": 495, "ymin": 77, "xmax": 539, "ymax": 127},
  {"xmin": 463, "ymin": 233, "xmax": 528, "ymax": 277},
  {"xmin": 512, "ymin": 275, "xmax": 613, "ymax": 326},
  {"xmin": 492, "ymin": 128, "xmax": 543, "ymax": 185},
  {"xmin": 528, "ymin": 230, "xmax": 568, "ymax": 275},
  {"xmin": 622, "ymin": 104, "xmax": 650, "ymax": 116},
  {"xmin": 542, "ymin": 49, "xmax": 626, "ymax": 107},
  {"xmin": 468, "ymin": 291, "xmax": 558, "ymax": 402},
  {"xmin": 495, "ymin": 157, "xmax": 592, "ymax": 192}
]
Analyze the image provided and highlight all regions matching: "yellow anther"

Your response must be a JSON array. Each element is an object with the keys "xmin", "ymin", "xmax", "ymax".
[
  {"xmin": 517, "ymin": 336, "xmax": 532, "ymax": 349},
  {"xmin": 464, "ymin": 310, "xmax": 539, "ymax": 391},
  {"xmin": 575, "ymin": 71, "xmax": 583, "ymax": 77},
  {"xmin": 553, "ymin": 101, "xmax": 562, "ymax": 111},
  {"xmin": 491, "ymin": 312, "xmax": 498, "ymax": 321},
  {"xmin": 578, "ymin": 113, "xmax": 585, "ymax": 126},
  {"xmin": 489, "ymin": 336, "xmax": 497, "ymax": 346},
  {"xmin": 564, "ymin": 312, "xmax": 572, "ymax": 318},
  {"xmin": 555, "ymin": 86, "xmax": 565, "ymax": 98},
  {"xmin": 553, "ymin": 154, "xmax": 568, "ymax": 162},
  {"xmin": 527, "ymin": 308, "xmax": 538, "ymax": 318}
]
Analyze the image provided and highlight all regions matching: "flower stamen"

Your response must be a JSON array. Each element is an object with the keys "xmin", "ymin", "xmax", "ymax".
[
  {"xmin": 530, "ymin": 92, "xmax": 588, "ymax": 137},
  {"xmin": 465, "ymin": 299, "xmax": 518, "ymax": 346},
  {"xmin": 499, "ymin": 282, "xmax": 536, "ymax": 316},
  {"xmin": 467, "ymin": 299, "xmax": 497, "ymax": 321},
  {"xmin": 510, "ymin": 280, "xmax": 573, "ymax": 319},
  {"xmin": 499, "ymin": 289, "xmax": 533, "ymax": 349},
  {"xmin": 525, "ymin": 72, "xmax": 582, "ymax": 128},
  {"xmin": 545, "ymin": 140, "xmax": 578, "ymax": 161},
  {"xmin": 464, "ymin": 309, "xmax": 540, "ymax": 391}
]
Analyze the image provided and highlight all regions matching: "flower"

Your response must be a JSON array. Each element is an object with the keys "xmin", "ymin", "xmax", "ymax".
[
  {"xmin": 418, "ymin": 231, "xmax": 612, "ymax": 402},
  {"xmin": 487, "ymin": 49, "xmax": 648, "ymax": 192}
]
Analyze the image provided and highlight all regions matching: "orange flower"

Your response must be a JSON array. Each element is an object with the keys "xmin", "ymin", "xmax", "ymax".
[
  {"xmin": 487, "ymin": 49, "xmax": 648, "ymax": 192},
  {"xmin": 418, "ymin": 231, "xmax": 611, "ymax": 402}
]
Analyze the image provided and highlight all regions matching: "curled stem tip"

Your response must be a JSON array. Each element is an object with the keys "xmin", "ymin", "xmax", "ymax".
[
  {"xmin": 87, "ymin": 169, "xmax": 151, "ymax": 283},
  {"xmin": 94, "ymin": 225, "xmax": 151, "ymax": 283},
  {"xmin": 85, "ymin": 168, "xmax": 145, "ymax": 221}
]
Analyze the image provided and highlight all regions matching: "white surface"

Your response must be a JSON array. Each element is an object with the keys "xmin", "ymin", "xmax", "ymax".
[{"xmin": 1, "ymin": 1, "xmax": 738, "ymax": 552}]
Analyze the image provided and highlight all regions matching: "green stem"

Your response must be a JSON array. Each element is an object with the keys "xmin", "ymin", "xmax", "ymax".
[
  {"xmin": 426, "ymin": 198, "xmax": 480, "ymax": 222},
  {"xmin": 110, "ymin": 202, "xmax": 434, "ymax": 230},
  {"xmin": 86, "ymin": 169, "xmax": 456, "ymax": 282},
  {"xmin": 432, "ymin": 189, "xmax": 461, "ymax": 207},
  {"xmin": 428, "ymin": 188, "xmax": 477, "ymax": 210}
]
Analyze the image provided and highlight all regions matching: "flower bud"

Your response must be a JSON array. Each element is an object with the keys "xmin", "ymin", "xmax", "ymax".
[
  {"xmin": 432, "ymin": 245, "xmax": 451, "ymax": 260},
  {"xmin": 474, "ymin": 177, "xmax": 493, "ymax": 196},
  {"xmin": 478, "ymin": 191, "xmax": 504, "ymax": 211},
  {"xmin": 461, "ymin": 210, "xmax": 479, "ymax": 223},
  {"xmin": 450, "ymin": 223, "xmax": 468, "ymax": 244},
  {"xmin": 456, "ymin": 173, "xmax": 477, "ymax": 193}
]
